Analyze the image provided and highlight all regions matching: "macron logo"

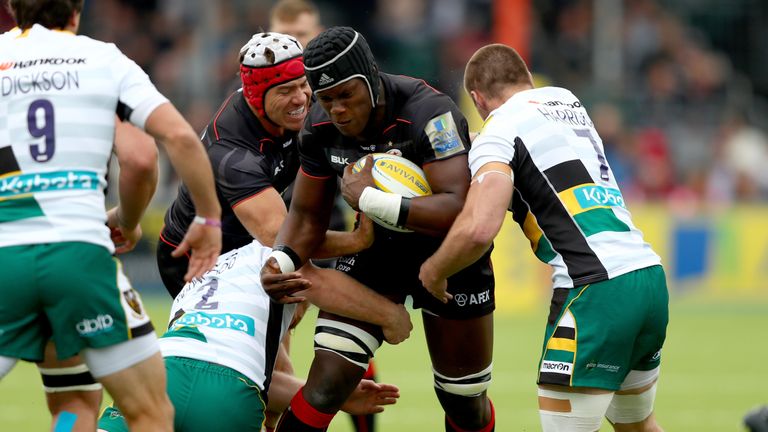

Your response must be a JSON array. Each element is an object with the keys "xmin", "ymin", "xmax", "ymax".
[{"xmin": 318, "ymin": 73, "xmax": 334, "ymax": 86}]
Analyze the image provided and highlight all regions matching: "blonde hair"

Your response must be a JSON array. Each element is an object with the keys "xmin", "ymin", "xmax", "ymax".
[{"xmin": 464, "ymin": 44, "xmax": 532, "ymax": 95}]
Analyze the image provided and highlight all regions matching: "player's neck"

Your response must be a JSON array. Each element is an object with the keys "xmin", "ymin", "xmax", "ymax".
[
  {"xmin": 259, "ymin": 116, "xmax": 285, "ymax": 138},
  {"xmin": 489, "ymin": 84, "xmax": 533, "ymax": 111}
]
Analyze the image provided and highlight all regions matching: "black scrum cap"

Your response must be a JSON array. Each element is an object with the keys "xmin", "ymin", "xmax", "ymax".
[{"xmin": 303, "ymin": 26, "xmax": 379, "ymax": 107}]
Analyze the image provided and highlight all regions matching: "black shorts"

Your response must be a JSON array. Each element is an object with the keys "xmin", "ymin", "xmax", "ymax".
[
  {"xmin": 335, "ymin": 237, "xmax": 495, "ymax": 320},
  {"xmin": 156, "ymin": 235, "xmax": 188, "ymax": 299}
]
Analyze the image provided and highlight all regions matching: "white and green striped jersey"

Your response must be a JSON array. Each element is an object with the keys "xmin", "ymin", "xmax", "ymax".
[
  {"xmin": 470, "ymin": 86, "xmax": 661, "ymax": 289},
  {"xmin": 160, "ymin": 241, "xmax": 296, "ymax": 392},
  {"xmin": 0, "ymin": 24, "xmax": 168, "ymax": 250}
]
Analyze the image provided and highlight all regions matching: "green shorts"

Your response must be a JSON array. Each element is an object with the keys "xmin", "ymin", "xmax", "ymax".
[
  {"xmin": 98, "ymin": 356, "xmax": 266, "ymax": 432},
  {"xmin": 537, "ymin": 265, "xmax": 669, "ymax": 391},
  {"xmin": 0, "ymin": 242, "xmax": 153, "ymax": 361}
]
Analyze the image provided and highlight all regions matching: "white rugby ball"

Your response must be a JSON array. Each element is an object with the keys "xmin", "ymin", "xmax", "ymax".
[{"xmin": 353, "ymin": 153, "xmax": 432, "ymax": 232}]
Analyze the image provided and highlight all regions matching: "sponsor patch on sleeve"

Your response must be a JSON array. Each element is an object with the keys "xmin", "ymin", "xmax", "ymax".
[{"xmin": 425, "ymin": 111, "xmax": 465, "ymax": 159}]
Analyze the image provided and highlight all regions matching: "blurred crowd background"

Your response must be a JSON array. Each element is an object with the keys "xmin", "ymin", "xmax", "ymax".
[
  {"xmin": 4, "ymin": 0, "xmax": 767, "ymax": 207},
  {"xmin": 3, "ymin": 0, "xmax": 768, "ymax": 295}
]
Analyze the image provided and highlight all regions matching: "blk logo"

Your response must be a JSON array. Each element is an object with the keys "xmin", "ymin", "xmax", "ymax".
[{"xmin": 331, "ymin": 155, "xmax": 349, "ymax": 165}]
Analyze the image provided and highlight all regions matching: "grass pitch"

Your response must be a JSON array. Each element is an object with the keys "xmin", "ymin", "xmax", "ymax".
[{"xmin": 1, "ymin": 294, "xmax": 765, "ymax": 431}]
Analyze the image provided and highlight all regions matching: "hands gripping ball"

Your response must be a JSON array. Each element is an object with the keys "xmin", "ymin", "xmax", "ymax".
[{"xmin": 353, "ymin": 153, "xmax": 432, "ymax": 232}]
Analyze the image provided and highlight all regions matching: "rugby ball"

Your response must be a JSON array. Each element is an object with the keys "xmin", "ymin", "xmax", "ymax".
[{"xmin": 353, "ymin": 153, "xmax": 432, "ymax": 232}]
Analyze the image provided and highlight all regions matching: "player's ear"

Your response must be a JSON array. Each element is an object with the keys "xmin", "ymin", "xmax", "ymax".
[{"xmin": 469, "ymin": 90, "xmax": 484, "ymax": 110}]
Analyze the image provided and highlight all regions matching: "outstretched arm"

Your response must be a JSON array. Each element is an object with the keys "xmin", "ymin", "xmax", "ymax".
[
  {"xmin": 261, "ymin": 260, "xmax": 413, "ymax": 344},
  {"xmin": 312, "ymin": 213, "xmax": 374, "ymax": 259},
  {"xmin": 299, "ymin": 264, "xmax": 412, "ymax": 344},
  {"xmin": 419, "ymin": 162, "xmax": 513, "ymax": 302},
  {"xmin": 144, "ymin": 103, "xmax": 222, "ymax": 281},
  {"xmin": 267, "ymin": 371, "xmax": 399, "ymax": 416}
]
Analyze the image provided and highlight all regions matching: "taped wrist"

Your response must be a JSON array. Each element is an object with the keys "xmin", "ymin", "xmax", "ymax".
[
  {"xmin": 269, "ymin": 245, "xmax": 302, "ymax": 273},
  {"xmin": 359, "ymin": 187, "xmax": 410, "ymax": 228}
]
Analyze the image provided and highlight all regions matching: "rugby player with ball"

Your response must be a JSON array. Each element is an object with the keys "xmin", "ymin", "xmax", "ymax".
[{"xmin": 261, "ymin": 26, "xmax": 497, "ymax": 432}]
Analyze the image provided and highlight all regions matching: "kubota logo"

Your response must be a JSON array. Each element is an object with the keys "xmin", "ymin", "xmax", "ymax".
[{"xmin": 0, "ymin": 62, "xmax": 14, "ymax": 71}]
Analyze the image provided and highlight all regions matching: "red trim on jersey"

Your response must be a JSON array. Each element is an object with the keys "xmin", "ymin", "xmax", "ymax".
[
  {"xmin": 312, "ymin": 121, "xmax": 333, "ymax": 127},
  {"xmin": 299, "ymin": 166, "xmax": 333, "ymax": 180},
  {"xmin": 259, "ymin": 138, "xmax": 274, "ymax": 153},
  {"xmin": 290, "ymin": 387, "xmax": 335, "ymax": 428},
  {"xmin": 382, "ymin": 123, "xmax": 397, "ymax": 134},
  {"xmin": 383, "ymin": 118, "xmax": 412, "ymax": 134},
  {"xmin": 396, "ymin": 74, "xmax": 441, "ymax": 94},
  {"xmin": 213, "ymin": 92, "xmax": 237, "ymax": 141},
  {"xmin": 158, "ymin": 233, "xmax": 190, "ymax": 259},
  {"xmin": 446, "ymin": 399, "xmax": 495, "ymax": 432},
  {"xmin": 158, "ymin": 232, "xmax": 178, "ymax": 248},
  {"xmin": 231, "ymin": 186, "xmax": 274, "ymax": 209}
]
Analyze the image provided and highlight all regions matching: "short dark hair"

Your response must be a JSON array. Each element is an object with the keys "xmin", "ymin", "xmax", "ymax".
[
  {"xmin": 10, "ymin": 0, "xmax": 84, "ymax": 30},
  {"xmin": 464, "ymin": 44, "xmax": 531, "ymax": 95}
]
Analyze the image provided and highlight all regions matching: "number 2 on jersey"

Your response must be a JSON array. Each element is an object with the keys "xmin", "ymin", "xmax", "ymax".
[
  {"xmin": 27, "ymin": 99, "xmax": 55, "ymax": 162},
  {"xmin": 195, "ymin": 279, "xmax": 219, "ymax": 310},
  {"xmin": 574, "ymin": 128, "xmax": 609, "ymax": 181}
]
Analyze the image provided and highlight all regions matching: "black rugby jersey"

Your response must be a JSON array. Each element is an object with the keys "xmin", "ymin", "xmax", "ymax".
[
  {"xmin": 162, "ymin": 90, "xmax": 300, "ymax": 253},
  {"xmin": 299, "ymin": 73, "xmax": 472, "ymax": 256}
]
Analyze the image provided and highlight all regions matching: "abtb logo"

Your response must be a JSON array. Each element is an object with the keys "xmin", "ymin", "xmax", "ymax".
[{"xmin": 76, "ymin": 314, "xmax": 114, "ymax": 337}]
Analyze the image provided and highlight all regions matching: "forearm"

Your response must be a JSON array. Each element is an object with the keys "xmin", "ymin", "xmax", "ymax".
[
  {"xmin": 164, "ymin": 135, "xmax": 220, "ymax": 219},
  {"xmin": 312, "ymin": 230, "xmax": 367, "ymax": 259},
  {"xmin": 424, "ymin": 216, "xmax": 494, "ymax": 281},
  {"xmin": 274, "ymin": 212, "xmax": 328, "ymax": 266},
  {"xmin": 266, "ymin": 370, "xmax": 304, "ymax": 413},
  {"xmin": 113, "ymin": 121, "xmax": 158, "ymax": 229},
  {"xmin": 402, "ymin": 154, "xmax": 471, "ymax": 236},
  {"xmin": 116, "ymin": 159, "xmax": 157, "ymax": 229},
  {"xmin": 300, "ymin": 265, "xmax": 399, "ymax": 327},
  {"xmin": 425, "ymin": 171, "xmax": 512, "ymax": 279},
  {"xmin": 145, "ymin": 103, "xmax": 220, "ymax": 219},
  {"xmin": 403, "ymin": 193, "xmax": 464, "ymax": 236}
]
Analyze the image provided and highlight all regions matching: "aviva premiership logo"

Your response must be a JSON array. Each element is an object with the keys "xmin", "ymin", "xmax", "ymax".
[
  {"xmin": 425, "ymin": 112, "xmax": 464, "ymax": 158},
  {"xmin": 376, "ymin": 160, "xmax": 430, "ymax": 195}
]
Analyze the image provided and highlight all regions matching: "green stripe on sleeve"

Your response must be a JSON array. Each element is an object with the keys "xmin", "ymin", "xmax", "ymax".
[{"xmin": 534, "ymin": 236, "xmax": 558, "ymax": 263}]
